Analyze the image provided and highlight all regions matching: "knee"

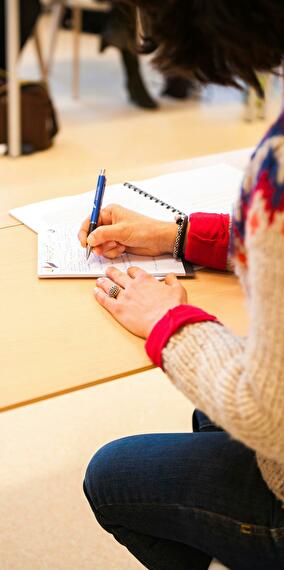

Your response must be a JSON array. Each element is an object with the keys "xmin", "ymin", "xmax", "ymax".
[
  {"xmin": 83, "ymin": 441, "xmax": 112, "ymax": 510},
  {"xmin": 83, "ymin": 433, "xmax": 150, "ymax": 516},
  {"xmin": 83, "ymin": 436, "xmax": 131, "ymax": 511}
]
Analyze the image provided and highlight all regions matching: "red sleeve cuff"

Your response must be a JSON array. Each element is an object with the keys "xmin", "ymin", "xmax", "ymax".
[
  {"xmin": 145, "ymin": 304, "xmax": 219, "ymax": 369},
  {"xmin": 185, "ymin": 213, "xmax": 230, "ymax": 270}
]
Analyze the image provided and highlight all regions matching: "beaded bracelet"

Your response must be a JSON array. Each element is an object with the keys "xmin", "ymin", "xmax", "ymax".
[{"xmin": 173, "ymin": 214, "xmax": 188, "ymax": 259}]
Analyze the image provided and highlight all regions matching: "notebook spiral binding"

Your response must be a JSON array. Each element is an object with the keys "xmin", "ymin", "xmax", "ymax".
[
  {"xmin": 123, "ymin": 181, "xmax": 194, "ymax": 277},
  {"xmin": 123, "ymin": 182, "xmax": 186, "ymax": 217}
]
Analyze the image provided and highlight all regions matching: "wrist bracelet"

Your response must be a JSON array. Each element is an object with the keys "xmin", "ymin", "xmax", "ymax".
[{"xmin": 173, "ymin": 215, "xmax": 188, "ymax": 259}]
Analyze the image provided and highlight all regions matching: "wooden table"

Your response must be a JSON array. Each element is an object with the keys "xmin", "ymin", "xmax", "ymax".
[
  {"xmin": 0, "ymin": 147, "xmax": 252, "ymax": 229},
  {"xmin": 0, "ymin": 150, "xmax": 251, "ymax": 411}
]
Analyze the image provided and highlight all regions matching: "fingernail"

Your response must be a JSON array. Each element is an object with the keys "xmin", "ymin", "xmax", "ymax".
[
  {"xmin": 94, "ymin": 287, "xmax": 101, "ymax": 296},
  {"xmin": 96, "ymin": 278, "xmax": 104, "ymax": 284},
  {"xmin": 106, "ymin": 241, "xmax": 117, "ymax": 249}
]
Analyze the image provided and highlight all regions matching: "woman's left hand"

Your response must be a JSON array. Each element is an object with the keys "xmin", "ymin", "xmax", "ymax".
[{"xmin": 94, "ymin": 266, "xmax": 188, "ymax": 338}]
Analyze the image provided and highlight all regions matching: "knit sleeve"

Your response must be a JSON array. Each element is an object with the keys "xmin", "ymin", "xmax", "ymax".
[{"xmin": 162, "ymin": 147, "xmax": 284, "ymax": 465}]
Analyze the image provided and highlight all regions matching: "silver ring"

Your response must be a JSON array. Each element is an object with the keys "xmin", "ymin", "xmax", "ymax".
[{"xmin": 108, "ymin": 284, "xmax": 120, "ymax": 299}]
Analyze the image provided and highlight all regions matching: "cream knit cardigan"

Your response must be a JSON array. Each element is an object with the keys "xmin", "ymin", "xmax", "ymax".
[{"xmin": 162, "ymin": 126, "xmax": 284, "ymax": 503}]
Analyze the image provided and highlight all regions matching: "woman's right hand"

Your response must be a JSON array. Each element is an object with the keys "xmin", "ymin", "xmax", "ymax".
[{"xmin": 78, "ymin": 204, "xmax": 177, "ymax": 259}]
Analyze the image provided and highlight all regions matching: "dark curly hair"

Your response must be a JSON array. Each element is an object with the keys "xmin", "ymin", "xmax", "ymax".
[{"xmin": 122, "ymin": 0, "xmax": 284, "ymax": 96}]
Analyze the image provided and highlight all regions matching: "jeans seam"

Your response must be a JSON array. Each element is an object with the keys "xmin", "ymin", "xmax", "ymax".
[{"xmin": 97, "ymin": 501, "xmax": 284, "ymax": 537}]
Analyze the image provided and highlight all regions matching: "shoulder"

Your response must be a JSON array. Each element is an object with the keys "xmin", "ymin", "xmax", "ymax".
[
  {"xmin": 235, "ymin": 114, "xmax": 284, "ymax": 236},
  {"xmin": 247, "ymin": 114, "xmax": 284, "ymax": 235},
  {"xmin": 248, "ymin": 112, "xmax": 284, "ymax": 208},
  {"xmin": 232, "ymin": 113, "xmax": 284, "ymax": 262}
]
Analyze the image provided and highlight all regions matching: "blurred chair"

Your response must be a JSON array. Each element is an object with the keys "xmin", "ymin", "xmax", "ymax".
[
  {"xmin": 34, "ymin": 22, "xmax": 48, "ymax": 83},
  {"xmin": 69, "ymin": 0, "xmax": 111, "ymax": 98},
  {"xmin": 40, "ymin": 0, "xmax": 111, "ymax": 98},
  {"xmin": 38, "ymin": 0, "xmax": 158, "ymax": 108}
]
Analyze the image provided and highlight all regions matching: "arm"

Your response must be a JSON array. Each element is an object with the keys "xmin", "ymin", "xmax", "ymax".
[
  {"xmin": 147, "ymin": 191, "xmax": 284, "ymax": 464},
  {"xmin": 79, "ymin": 203, "xmax": 232, "ymax": 270}
]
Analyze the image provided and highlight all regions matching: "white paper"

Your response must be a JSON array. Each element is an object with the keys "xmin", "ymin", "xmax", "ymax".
[
  {"xmin": 10, "ymin": 163, "xmax": 243, "ymax": 279},
  {"xmin": 10, "ymin": 164, "xmax": 244, "ymax": 233},
  {"xmin": 38, "ymin": 224, "xmax": 186, "ymax": 278}
]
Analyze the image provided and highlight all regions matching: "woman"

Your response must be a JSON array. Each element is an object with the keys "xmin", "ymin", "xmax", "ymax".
[{"xmin": 79, "ymin": 2, "xmax": 284, "ymax": 568}]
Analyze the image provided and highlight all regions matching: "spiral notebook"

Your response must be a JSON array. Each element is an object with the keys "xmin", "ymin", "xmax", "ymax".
[
  {"xmin": 9, "ymin": 163, "xmax": 244, "ymax": 278},
  {"xmin": 122, "ymin": 182, "xmax": 186, "ymax": 216},
  {"xmin": 37, "ymin": 181, "xmax": 193, "ymax": 278}
]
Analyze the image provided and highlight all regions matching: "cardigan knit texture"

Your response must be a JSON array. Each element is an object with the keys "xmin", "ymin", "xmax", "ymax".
[{"xmin": 146, "ymin": 112, "xmax": 284, "ymax": 504}]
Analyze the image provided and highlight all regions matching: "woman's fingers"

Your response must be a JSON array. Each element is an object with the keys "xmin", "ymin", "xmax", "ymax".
[
  {"xmin": 94, "ymin": 266, "xmax": 187, "ymax": 339},
  {"xmin": 93, "ymin": 286, "xmax": 118, "ymax": 314},
  {"xmin": 165, "ymin": 272, "xmax": 178, "ymax": 286},
  {"xmin": 127, "ymin": 266, "xmax": 148, "ymax": 279},
  {"xmin": 101, "ymin": 241, "xmax": 118, "ymax": 252},
  {"xmin": 105, "ymin": 266, "xmax": 131, "ymax": 288},
  {"xmin": 102, "ymin": 246, "xmax": 126, "ymax": 259},
  {"xmin": 98, "ymin": 205, "xmax": 114, "ymax": 227},
  {"xmin": 87, "ymin": 222, "xmax": 126, "ymax": 248},
  {"xmin": 91, "ymin": 242, "xmax": 126, "ymax": 258},
  {"xmin": 95, "ymin": 277, "xmax": 122, "ymax": 296},
  {"xmin": 78, "ymin": 205, "xmax": 118, "ymax": 247},
  {"xmin": 95, "ymin": 266, "xmax": 132, "ymax": 294}
]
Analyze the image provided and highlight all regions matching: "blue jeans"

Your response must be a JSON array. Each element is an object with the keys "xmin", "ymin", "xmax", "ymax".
[{"xmin": 83, "ymin": 411, "xmax": 284, "ymax": 570}]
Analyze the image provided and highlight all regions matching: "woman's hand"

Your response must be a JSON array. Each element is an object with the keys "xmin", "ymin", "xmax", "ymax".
[
  {"xmin": 94, "ymin": 266, "xmax": 188, "ymax": 338},
  {"xmin": 78, "ymin": 204, "xmax": 177, "ymax": 259}
]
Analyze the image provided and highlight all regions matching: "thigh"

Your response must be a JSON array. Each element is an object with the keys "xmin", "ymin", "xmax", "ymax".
[{"xmin": 84, "ymin": 432, "xmax": 284, "ymax": 570}]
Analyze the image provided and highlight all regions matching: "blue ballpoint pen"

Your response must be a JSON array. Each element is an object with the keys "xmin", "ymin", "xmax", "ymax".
[{"xmin": 86, "ymin": 169, "xmax": 106, "ymax": 260}]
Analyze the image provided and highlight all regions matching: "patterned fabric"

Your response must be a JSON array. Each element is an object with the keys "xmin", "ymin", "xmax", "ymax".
[
  {"xmin": 232, "ymin": 113, "xmax": 284, "ymax": 264},
  {"xmin": 147, "ymin": 111, "xmax": 284, "ymax": 503}
]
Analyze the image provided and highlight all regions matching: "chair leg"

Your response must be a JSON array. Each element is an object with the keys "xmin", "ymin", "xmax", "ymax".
[
  {"xmin": 72, "ymin": 5, "xmax": 82, "ymax": 99},
  {"xmin": 34, "ymin": 23, "xmax": 48, "ymax": 85},
  {"xmin": 46, "ymin": 1, "xmax": 65, "ymax": 74}
]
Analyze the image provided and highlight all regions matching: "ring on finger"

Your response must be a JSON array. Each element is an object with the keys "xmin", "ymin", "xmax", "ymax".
[{"xmin": 108, "ymin": 284, "xmax": 121, "ymax": 299}]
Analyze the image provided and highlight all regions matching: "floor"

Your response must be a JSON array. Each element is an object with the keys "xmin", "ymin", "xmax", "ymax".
[
  {"xmin": 1, "ymin": 370, "xmax": 193, "ymax": 570},
  {"xmin": 1, "ymin": 15, "xmax": 282, "ymax": 570}
]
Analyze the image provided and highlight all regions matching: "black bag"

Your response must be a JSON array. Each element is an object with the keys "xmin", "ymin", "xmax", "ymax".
[{"xmin": 0, "ymin": 79, "xmax": 59, "ymax": 153}]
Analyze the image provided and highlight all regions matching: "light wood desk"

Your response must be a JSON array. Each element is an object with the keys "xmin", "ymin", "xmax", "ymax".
[{"xmin": 0, "ymin": 150, "xmax": 251, "ymax": 412}]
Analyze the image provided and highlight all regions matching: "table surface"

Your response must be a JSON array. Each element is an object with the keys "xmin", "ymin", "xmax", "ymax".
[
  {"xmin": 0, "ymin": 149, "xmax": 251, "ymax": 412},
  {"xmin": 0, "ymin": 147, "xmax": 252, "ymax": 229}
]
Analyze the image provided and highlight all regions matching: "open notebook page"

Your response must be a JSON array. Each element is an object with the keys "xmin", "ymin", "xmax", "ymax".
[{"xmin": 38, "ymin": 224, "xmax": 186, "ymax": 278}]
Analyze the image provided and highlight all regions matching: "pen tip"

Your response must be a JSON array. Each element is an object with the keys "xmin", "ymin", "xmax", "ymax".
[
  {"xmin": 86, "ymin": 246, "xmax": 91, "ymax": 260},
  {"xmin": 100, "ymin": 168, "xmax": 106, "ymax": 176}
]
